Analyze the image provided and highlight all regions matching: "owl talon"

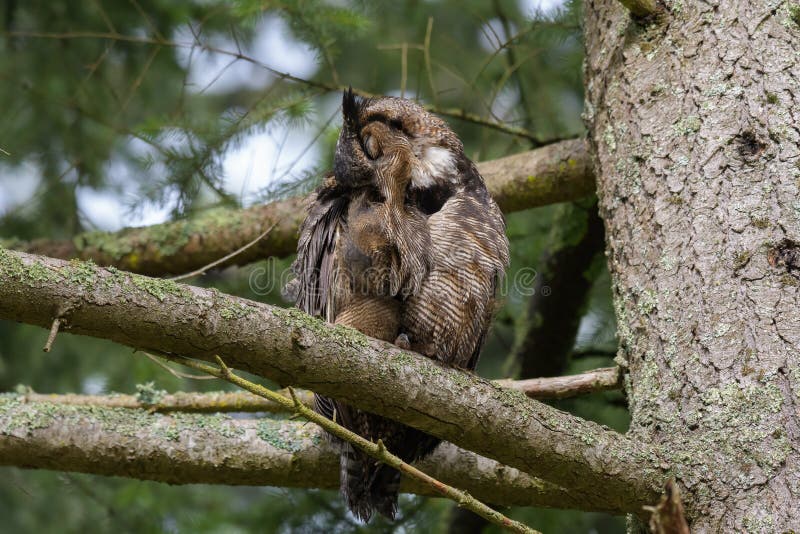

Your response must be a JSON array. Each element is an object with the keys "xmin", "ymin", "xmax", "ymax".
[{"xmin": 394, "ymin": 333, "xmax": 411, "ymax": 350}]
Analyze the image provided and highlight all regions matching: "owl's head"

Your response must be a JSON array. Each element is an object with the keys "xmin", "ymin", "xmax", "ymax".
[{"xmin": 333, "ymin": 88, "xmax": 467, "ymax": 193}]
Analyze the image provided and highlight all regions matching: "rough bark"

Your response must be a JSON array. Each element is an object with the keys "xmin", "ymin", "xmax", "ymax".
[
  {"xmin": 0, "ymin": 397, "xmax": 577, "ymax": 510},
  {"xmin": 3, "ymin": 139, "xmax": 593, "ymax": 276},
  {"xmin": 584, "ymin": 0, "xmax": 800, "ymax": 529},
  {"xmin": 0, "ymin": 247, "xmax": 665, "ymax": 514}
]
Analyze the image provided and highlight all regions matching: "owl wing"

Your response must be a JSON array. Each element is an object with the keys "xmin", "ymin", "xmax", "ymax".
[
  {"xmin": 290, "ymin": 179, "xmax": 350, "ymax": 422},
  {"xmin": 402, "ymin": 180, "xmax": 509, "ymax": 370},
  {"xmin": 292, "ymin": 180, "xmax": 348, "ymax": 320}
]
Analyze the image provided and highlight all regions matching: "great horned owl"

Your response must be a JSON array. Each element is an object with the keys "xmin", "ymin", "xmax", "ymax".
[{"xmin": 290, "ymin": 89, "xmax": 509, "ymax": 522}]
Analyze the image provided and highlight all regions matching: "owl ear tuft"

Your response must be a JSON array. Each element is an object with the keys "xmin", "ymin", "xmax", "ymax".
[{"xmin": 342, "ymin": 86, "xmax": 360, "ymax": 131}]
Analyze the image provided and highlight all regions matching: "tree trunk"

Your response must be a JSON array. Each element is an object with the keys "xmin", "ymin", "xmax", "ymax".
[{"xmin": 584, "ymin": 1, "xmax": 800, "ymax": 530}]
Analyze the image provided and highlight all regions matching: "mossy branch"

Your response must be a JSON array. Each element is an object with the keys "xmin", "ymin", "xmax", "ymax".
[
  {"xmin": 0, "ymin": 395, "xmax": 580, "ymax": 510},
  {"xmin": 0, "ymin": 248, "xmax": 666, "ymax": 514},
  {"xmin": 6, "ymin": 139, "xmax": 593, "ymax": 276},
  {"xmin": 152, "ymin": 353, "xmax": 538, "ymax": 534}
]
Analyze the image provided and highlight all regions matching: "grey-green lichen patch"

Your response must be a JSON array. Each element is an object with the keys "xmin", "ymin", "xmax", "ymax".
[
  {"xmin": 0, "ymin": 397, "xmax": 248, "ymax": 441},
  {"xmin": 0, "ymin": 397, "xmax": 57, "ymax": 433},
  {"xmin": 703, "ymin": 71, "xmax": 744, "ymax": 100},
  {"xmin": 688, "ymin": 381, "xmax": 789, "ymax": 476},
  {"xmin": 492, "ymin": 385, "xmax": 529, "ymax": 409},
  {"xmin": 135, "ymin": 382, "xmax": 167, "ymax": 405},
  {"xmin": 673, "ymin": 116, "xmax": 701, "ymax": 135},
  {"xmin": 0, "ymin": 248, "xmax": 61, "ymax": 287},
  {"xmin": 256, "ymin": 418, "xmax": 307, "ymax": 452},
  {"xmin": 615, "ymin": 156, "xmax": 643, "ymax": 194},
  {"xmin": 612, "ymin": 285, "xmax": 635, "ymax": 350},
  {"xmin": 26, "ymin": 261, "xmax": 58, "ymax": 284},
  {"xmin": 659, "ymin": 253, "xmax": 678, "ymax": 271},
  {"xmin": 603, "ymin": 123, "xmax": 617, "ymax": 153},
  {"xmin": 637, "ymin": 289, "xmax": 659, "ymax": 315},
  {"xmin": 65, "ymin": 259, "xmax": 98, "ymax": 288},
  {"xmin": 713, "ymin": 322, "xmax": 731, "ymax": 338},
  {"xmin": 386, "ymin": 351, "xmax": 449, "ymax": 384},
  {"xmin": 628, "ymin": 356, "xmax": 671, "ymax": 427},
  {"xmin": 271, "ymin": 307, "xmax": 370, "ymax": 350},
  {"xmin": 131, "ymin": 274, "xmax": 187, "ymax": 301},
  {"xmin": 220, "ymin": 301, "xmax": 255, "ymax": 320},
  {"xmin": 743, "ymin": 508, "xmax": 776, "ymax": 533},
  {"xmin": 663, "ymin": 0, "xmax": 683, "ymax": 14},
  {"xmin": 194, "ymin": 413, "xmax": 246, "ymax": 439},
  {"xmin": 672, "ymin": 154, "xmax": 690, "ymax": 167}
]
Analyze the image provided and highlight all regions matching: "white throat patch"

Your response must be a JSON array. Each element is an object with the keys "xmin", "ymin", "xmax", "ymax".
[{"xmin": 411, "ymin": 146, "xmax": 456, "ymax": 188}]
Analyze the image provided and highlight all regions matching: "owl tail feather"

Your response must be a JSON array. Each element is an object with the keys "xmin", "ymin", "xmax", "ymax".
[{"xmin": 339, "ymin": 443, "xmax": 400, "ymax": 522}]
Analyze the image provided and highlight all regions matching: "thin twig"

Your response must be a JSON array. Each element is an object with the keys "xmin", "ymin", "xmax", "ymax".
[
  {"xmin": 142, "ymin": 352, "xmax": 216, "ymax": 380},
  {"xmin": 400, "ymin": 42, "xmax": 408, "ymax": 99},
  {"xmin": 43, "ymin": 317, "xmax": 61, "ymax": 353},
  {"xmin": 495, "ymin": 367, "xmax": 622, "ymax": 399},
  {"xmin": 169, "ymin": 221, "xmax": 278, "ymax": 281},
  {"xmin": 423, "ymin": 17, "xmax": 437, "ymax": 106},
  {"xmin": 152, "ymin": 351, "xmax": 540, "ymax": 534}
]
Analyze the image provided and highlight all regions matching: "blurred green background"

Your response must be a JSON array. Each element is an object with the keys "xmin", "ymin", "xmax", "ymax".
[{"xmin": 0, "ymin": 1, "xmax": 627, "ymax": 531}]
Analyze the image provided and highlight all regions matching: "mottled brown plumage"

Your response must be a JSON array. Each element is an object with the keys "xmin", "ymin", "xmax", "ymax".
[{"xmin": 289, "ymin": 89, "xmax": 509, "ymax": 522}]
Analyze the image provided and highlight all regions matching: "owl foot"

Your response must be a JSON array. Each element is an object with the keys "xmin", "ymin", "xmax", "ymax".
[{"xmin": 394, "ymin": 333, "xmax": 411, "ymax": 350}]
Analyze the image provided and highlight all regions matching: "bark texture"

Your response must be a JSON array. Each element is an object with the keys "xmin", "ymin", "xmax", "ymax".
[
  {"xmin": 4, "ymin": 139, "xmax": 593, "ymax": 276},
  {"xmin": 0, "ymin": 397, "xmax": 575, "ymax": 510},
  {"xmin": 0, "ymin": 248, "xmax": 665, "ymax": 514},
  {"xmin": 584, "ymin": 1, "xmax": 800, "ymax": 529}
]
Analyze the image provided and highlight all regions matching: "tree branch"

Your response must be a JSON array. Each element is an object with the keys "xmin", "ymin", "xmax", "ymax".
[
  {"xmin": 160, "ymin": 354, "xmax": 537, "ymax": 533},
  {"xmin": 5, "ymin": 139, "xmax": 593, "ymax": 276},
  {"xmin": 0, "ymin": 397, "xmax": 579, "ymax": 511},
  {"xmin": 0, "ymin": 248, "xmax": 664, "ymax": 514},
  {"xmin": 498, "ymin": 367, "xmax": 622, "ymax": 399},
  {"xmin": 12, "ymin": 366, "xmax": 622, "ymax": 413}
]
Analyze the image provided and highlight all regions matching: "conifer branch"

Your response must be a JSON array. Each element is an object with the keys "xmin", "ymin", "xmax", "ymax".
[{"xmin": 153, "ymin": 352, "xmax": 540, "ymax": 534}]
